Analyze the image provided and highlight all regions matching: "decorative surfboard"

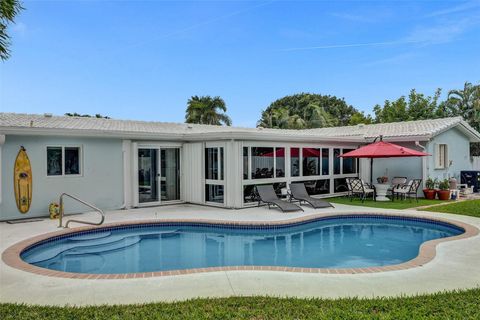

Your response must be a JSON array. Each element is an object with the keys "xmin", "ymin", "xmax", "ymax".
[{"xmin": 14, "ymin": 146, "xmax": 32, "ymax": 214}]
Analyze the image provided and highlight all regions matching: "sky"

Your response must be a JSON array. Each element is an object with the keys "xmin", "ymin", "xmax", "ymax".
[{"xmin": 1, "ymin": 0, "xmax": 479, "ymax": 127}]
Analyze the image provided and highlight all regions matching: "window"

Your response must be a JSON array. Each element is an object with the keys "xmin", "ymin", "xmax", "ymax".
[
  {"xmin": 243, "ymin": 147, "xmax": 249, "ymax": 179},
  {"xmin": 292, "ymin": 180, "xmax": 330, "ymax": 195},
  {"xmin": 205, "ymin": 147, "xmax": 224, "ymax": 204},
  {"xmin": 322, "ymin": 148, "xmax": 329, "ymax": 175},
  {"xmin": 333, "ymin": 148, "xmax": 341, "ymax": 174},
  {"xmin": 205, "ymin": 147, "xmax": 223, "ymax": 180},
  {"xmin": 342, "ymin": 149, "xmax": 357, "ymax": 174},
  {"xmin": 302, "ymin": 148, "xmax": 320, "ymax": 176},
  {"xmin": 243, "ymin": 182, "xmax": 286, "ymax": 203},
  {"xmin": 47, "ymin": 146, "xmax": 81, "ymax": 176},
  {"xmin": 206, "ymin": 184, "xmax": 224, "ymax": 203},
  {"xmin": 435, "ymin": 144, "xmax": 448, "ymax": 169},
  {"xmin": 275, "ymin": 147, "xmax": 285, "ymax": 177},
  {"xmin": 291, "ymin": 148, "xmax": 300, "ymax": 177},
  {"xmin": 334, "ymin": 178, "xmax": 348, "ymax": 193},
  {"xmin": 251, "ymin": 147, "xmax": 274, "ymax": 179}
]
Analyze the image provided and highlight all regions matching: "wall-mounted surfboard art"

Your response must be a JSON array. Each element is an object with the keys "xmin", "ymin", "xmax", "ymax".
[{"xmin": 14, "ymin": 146, "xmax": 33, "ymax": 213}]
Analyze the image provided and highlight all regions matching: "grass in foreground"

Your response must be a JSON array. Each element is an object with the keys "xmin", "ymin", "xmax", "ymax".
[
  {"xmin": 421, "ymin": 199, "xmax": 480, "ymax": 218},
  {"xmin": 328, "ymin": 196, "xmax": 449, "ymax": 210},
  {"xmin": 1, "ymin": 289, "xmax": 480, "ymax": 320}
]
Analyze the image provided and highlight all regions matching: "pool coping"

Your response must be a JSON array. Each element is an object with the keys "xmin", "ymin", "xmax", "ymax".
[{"xmin": 2, "ymin": 212, "xmax": 479, "ymax": 280}]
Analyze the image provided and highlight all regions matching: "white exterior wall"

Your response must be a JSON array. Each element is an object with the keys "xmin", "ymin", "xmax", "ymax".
[
  {"xmin": 426, "ymin": 127, "xmax": 473, "ymax": 181},
  {"xmin": 224, "ymin": 140, "xmax": 243, "ymax": 208},
  {"xmin": 182, "ymin": 142, "xmax": 204, "ymax": 204},
  {"xmin": 0, "ymin": 135, "xmax": 124, "ymax": 220}
]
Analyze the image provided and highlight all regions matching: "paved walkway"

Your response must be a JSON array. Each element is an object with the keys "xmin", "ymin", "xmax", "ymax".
[{"xmin": 1, "ymin": 203, "xmax": 479, "ymax": 306}]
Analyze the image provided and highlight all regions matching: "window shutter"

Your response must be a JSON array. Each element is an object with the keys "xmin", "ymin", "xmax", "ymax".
[
  {"xmin": 444, "ymin": 144, "xmax": 449, "ymax": 169},
  {"xmin": 434, "ymin": 143, "xmax": 440, "ymax": 169}
]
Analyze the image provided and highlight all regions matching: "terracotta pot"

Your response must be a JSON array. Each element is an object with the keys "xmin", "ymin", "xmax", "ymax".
[
  {"xmin": 437, "ymin": 190, "xmax": 451, "ymax": 201},
  {"xmin": 423, "ymin": 189, "xmax": 437, "ymax": 200}
]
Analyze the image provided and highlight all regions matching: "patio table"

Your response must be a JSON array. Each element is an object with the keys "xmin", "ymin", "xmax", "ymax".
[{"xmin": 374, "ymin": 183, "xmax": 391, "ymax": 201}]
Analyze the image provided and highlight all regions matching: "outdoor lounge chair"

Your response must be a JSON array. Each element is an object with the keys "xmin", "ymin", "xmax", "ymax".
[
  {"xmin": 349, "ymin": 178, "xmax": 376, "ymax": 202},
  {"xmin": 255, "ymin": 185, "xmax": 303, "ymax": 212},
  {"xmin": 392, "ymin": 179, "xmax": 422, "ymax": 202},
  {"xmin": 289, "ymin": 183, "xmax": 334, "ymax": 209}
]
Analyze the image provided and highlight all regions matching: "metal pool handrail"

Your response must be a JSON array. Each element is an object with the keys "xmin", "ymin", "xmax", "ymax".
[{"xmin": 58, "ymin": 193, "xmax": 105, "ymax": 228}]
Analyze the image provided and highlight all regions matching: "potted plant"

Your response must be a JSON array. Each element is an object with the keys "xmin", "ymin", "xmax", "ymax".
[
  {"xmin": 376, "ymin": 176, "xmax": 388, "ymax": 184},
  {"xmin": 437, "ymin": 179, "xmax": 451, "ymax": 200},
  {"xmin": 423, "ymin": 177, "xmax": 437, "ymax": 200}
]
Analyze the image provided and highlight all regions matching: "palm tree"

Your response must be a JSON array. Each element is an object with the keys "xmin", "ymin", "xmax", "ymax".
[
  {"xmin": 1, "ymin": 0, "xmax": 24, "ymax": 60},
  {"xmin": 447, "ymin": 82, "xmax": 480, "ymax": 131},
  {"xmin": 185, "ymin": 96, "xmax": 232, "ymax": 126},
  {"xmin": 303, "ymin": 103, "xmax": 335, "ymax": 128}
]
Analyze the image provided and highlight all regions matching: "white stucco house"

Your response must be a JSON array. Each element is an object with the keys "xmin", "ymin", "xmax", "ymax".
[{"xmin": 0, "ymin": 113, "xmax": 479, "ymax": 220}]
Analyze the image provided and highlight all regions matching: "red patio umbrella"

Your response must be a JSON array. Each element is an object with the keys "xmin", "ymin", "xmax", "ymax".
[{"xmin": 339, "ymin": 136, "xmax": 430, "ymax": 185}]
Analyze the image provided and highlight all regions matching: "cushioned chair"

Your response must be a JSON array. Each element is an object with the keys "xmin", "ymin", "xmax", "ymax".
[
  {"xmin": 393, "ymin": 179, "xmax": 422, "ymax": 202},
  {"xmin": 349, "ymin": 178, "xmax": 376, "ymax": 202}
]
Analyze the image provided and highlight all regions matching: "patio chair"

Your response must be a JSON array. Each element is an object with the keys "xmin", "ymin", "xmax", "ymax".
[
  {"xmin": 390, "ymin": 176, "xmax": 407, "ymax": 199},
  {"xmin": 392, "ymin": 179, "xmax": 422, "ymax": 202},
  {"xmin": 345, "ymin": 177, "xmax": 354, "ymax": 199},
  {"xmin": 256, "ymin": 185, "xmax": 303, "ymax": 212},
  {"xmin": 288, "ymin": 183, "xmax": 334, "ymax": 209},
  {"xmin": 349, "ymin": 178, "xmax": 376, "ymax": 202}
]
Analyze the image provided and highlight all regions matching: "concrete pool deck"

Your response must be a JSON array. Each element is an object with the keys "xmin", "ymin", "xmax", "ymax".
[{"xmin": 1, "ymin": 203, "xmax": 480, "ymax": 306}]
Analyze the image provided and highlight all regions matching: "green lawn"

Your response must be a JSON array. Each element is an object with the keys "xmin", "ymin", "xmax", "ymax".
[
  {"xmin": 421, "ymin": 199, "xmax": 480, "ymax": 218},
  {"xmin": 1, "ymin": 289, "xmax": 480, "ymax": 320},
  {"xmin": 328, "ymin": 196, "xmax": 449, "ymax": 210}
]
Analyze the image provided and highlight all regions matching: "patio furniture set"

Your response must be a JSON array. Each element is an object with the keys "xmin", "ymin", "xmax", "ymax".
[{"xmin": 345, "ymin": 177, "xmax": 422, "ymax": 203}]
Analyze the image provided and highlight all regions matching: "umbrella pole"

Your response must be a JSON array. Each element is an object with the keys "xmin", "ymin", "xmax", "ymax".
[{"xmin": 370, "ymin": 158, "xmax": 373, "ymax": 185}]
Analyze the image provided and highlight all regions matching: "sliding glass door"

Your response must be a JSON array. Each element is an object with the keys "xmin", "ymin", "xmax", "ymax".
[
  {"xmin": 138, "ymin": 148, "xmax": 160, "ymax": 204},
  {"xmin": 137, "ymin": 147, "xmax": 181, "ymax": 205},
  {"xmin": 160, "ymin": 148, "xmax": 180, "ymax": 201}
]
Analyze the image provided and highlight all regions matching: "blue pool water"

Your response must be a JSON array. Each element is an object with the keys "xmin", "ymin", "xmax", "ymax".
[{"xmin": 21, "ymin": 216, "xmax": 463, "ymax": 274}]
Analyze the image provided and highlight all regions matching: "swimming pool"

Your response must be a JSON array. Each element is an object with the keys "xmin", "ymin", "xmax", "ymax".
[{"xmin": 19, "ymin": 215, "xmax": 464, "ymax": 275}]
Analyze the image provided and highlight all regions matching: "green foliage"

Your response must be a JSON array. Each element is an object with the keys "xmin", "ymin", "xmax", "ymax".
[
  {"xmin": 329, "ymin": 196, "xmax": 448, "ymax": 210},
  {"xmin": 348, "ymin": 111, "xmax": 373, "ymax": 125},
  {"xmin": 425, "ymin": 177, "xmax": 436, "ymax": 190},
  {"xmin": 373, "ymin": 89, "xmax": 444, "ymax": 123},
  {"xmin": 1, "ymin": 289, "xmax": 480, "ymax": 319},
  {"xmin": 0, "ymin": 0, "xmax": 24, "ymax": 60},
  {"xmin": 422, "ymin": 199, "xmax": 480, "ymax": 218},
  {"xmin": 65, "ymin": 113, "xmax": 110, "ymax": 119},
  {"xmin": 185, "ymin": 95, "xmax": 232, "ymax": 126},
  {"xmin": 446, "ymin": 82, "xmax": 480, "ymax": 155},
  {"xmin": 257, "ymin": 93, "xmax": 357, "ymax": 129},
  {"xmin": 437, "ymin": 179, "xmax": 450, "ymax": 191}
]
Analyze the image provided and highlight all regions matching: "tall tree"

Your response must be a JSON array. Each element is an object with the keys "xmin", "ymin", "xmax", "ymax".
[
  {"xmin": 185, "ymin": 95, "xmax": 232, "ymax": 126},
  {"xmin": 447, "ymin": 82, "xmax": 480, "ymax": 130},
  {"xmin": 373, "ymin": 89, "xmax": 444, "ymax": 123},
  {"xmin": 447, "ymin": 82, "xmax": 480, "ymax": 155},
  {"xmin": 258, "ymin": 93, "xmax": 358, "ymax": 129},
  {"xmin": 1, "ymin": 0, "xmax": 24, "ymax": 60},
  {"xmin": 373, "ymin": 97, "xmax": 408, "ymax": 123},
  {"xmin": 348, "ymin": 111, "xmax": 373, "ymax": 125}
]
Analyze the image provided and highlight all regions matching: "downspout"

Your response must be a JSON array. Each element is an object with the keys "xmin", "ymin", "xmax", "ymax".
[{"xmin": 415, "ymin": 141, "xmax": 428, "ymax": 188}]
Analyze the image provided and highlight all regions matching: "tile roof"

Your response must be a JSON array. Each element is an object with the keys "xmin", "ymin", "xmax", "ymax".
[{"xmin": 0, "ymin": 113, "xmax": 478, "ymax": 142}]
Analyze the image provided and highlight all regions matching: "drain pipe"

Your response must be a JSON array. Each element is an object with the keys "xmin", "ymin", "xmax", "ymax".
[{"xmin": 415, "ymin": 141, "xmax": 428, "ymax": 188}]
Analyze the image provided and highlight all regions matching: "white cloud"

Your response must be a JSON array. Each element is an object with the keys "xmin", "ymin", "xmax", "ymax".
[
  {"xmin": 404, "ymin": 17, "xmax": 478, "ymax": 45},
  {"xmin": 426, "ymin": 0, "xmax": 480, "ymax": 18}
]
